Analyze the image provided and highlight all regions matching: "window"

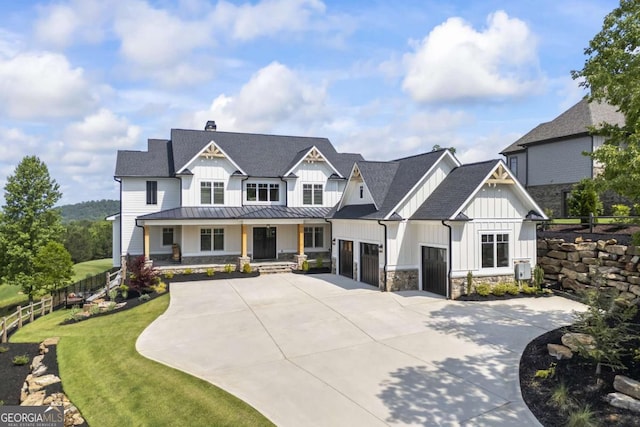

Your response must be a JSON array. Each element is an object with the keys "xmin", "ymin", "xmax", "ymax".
[
  {"xmin": 303, "ymin": 184, "xmax": 323, "ymax": 205},
  {"xmin": 201, "ymin": 181, "xmax": 224, "ymax": 204},
  {"xmin": 201, "ymin": 228, "xmax": 224, "ymax": 251},
  {"xmin": 304, "ymin": 226, "xmax": 324, "ymax": 248},
  {"xmin": 508, "ymin": 157, "xmax": 518, "ymax": 176},
  {"xmin": 162, "ymin": 228, "xmax": 173, "ymax": 246},
  {"xmin": 146, "ymin": 181, "xmax": 157, "ymax": 205},
  {"xmin": 246, "ymin": 183, "xmax": 279, "ymax": 202},
  {"xmin": 359, "ymin": 185, "xmax": 363, "ymax": 199},
  {"xmin": 481, "ymin": 233, "xmax": 509, "ymax": 268}
]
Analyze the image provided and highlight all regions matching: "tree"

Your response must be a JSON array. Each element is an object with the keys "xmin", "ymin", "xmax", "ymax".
[
  {"xmin": 64, "ymin": 221, "xmax": 93, "ymax": 263},
  {"xmin": 568, "ymin": 178, "xmax": 603, "ymax": 222},
  {"xmin": 33, "ymin": 241, "xmax": 73, "ymax": 295},
  {"xmin": 571, "ymin": 0, "xmax": 640, "ymax": 203},
  {"xmin": 0, "ymin": 156, "xmax": 63, "ymax": 301},
  {"xmin": 431, "ymin": 144, "xmax": 457, "ymax": 154}
]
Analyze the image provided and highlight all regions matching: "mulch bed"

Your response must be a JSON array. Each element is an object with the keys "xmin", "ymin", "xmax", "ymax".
[
  {"xmin": 520, "ymin": 326, "xmax": 640, "ymax": 426},
  {"xmin": 539, "ymin": 224, "xmax": 640, "ymax": 245},
  {"xmin": 291, "ymin": 267, "xmax": 331, "ymax": 275},
  {"xmin": 164, "ymin": 271, "xmax": 260, "ymax": 283},
  {"xmin": 0, "ymin": 343, "xmax": 63, "ymax": 406}
]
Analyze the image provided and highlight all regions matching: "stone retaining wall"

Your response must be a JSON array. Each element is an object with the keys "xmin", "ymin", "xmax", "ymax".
[{"xmin": 537, "ymin": 238, "xmax": 640, "ymax": 305}]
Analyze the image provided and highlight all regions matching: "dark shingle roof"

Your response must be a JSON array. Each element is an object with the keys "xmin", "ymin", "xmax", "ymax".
[
  {"xmin": 115, "ymin": 129, "xmax": 363, "ymax": 178},
  {"xmin": 331, "ymin": 150, "xmax": 447, "ymax": 220},
  {"xmin": 411, "ymin": 160, "xmax": 499, "ymax": 220},
  {"xmin": 501, "ymin": 99, "xmax": 625, "ymax": 155},
  {"xmin": 115, "ymin": 139, "xmax": 173, "ymax": 177},
  {"xmin": 138, "ymin": 206, "xmax": 332, "ymax": 220}
]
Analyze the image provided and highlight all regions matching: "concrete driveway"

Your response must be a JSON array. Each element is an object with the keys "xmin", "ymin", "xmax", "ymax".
[{"xmin": 136, "ymin": 274, "xmax": 585, "ymax": 426}]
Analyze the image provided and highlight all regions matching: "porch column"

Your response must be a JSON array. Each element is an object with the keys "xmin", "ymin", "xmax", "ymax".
[
  {"xmin": 143, "ymin": 225, "xmax": 150, "ymax": 260},
  {"xmin": 294, "ymin": 224, "xmax": 307, "ymax": 270},
  {"xmin": 241, "ymin": 224, "xmax": 248, "ymax": 257}
]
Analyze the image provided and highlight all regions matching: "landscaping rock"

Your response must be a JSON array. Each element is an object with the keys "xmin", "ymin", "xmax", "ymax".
[
  {"xmin": 42, "ymin": 337, "xmax": 60, "ymax": 346},
  {"xmin": 606, "ymin": 392, "xmax": 640, "ymax": 413},
  {"xmin": 614, "ymin": 375, "xmax": 640, "ymax": 400},
  {"xmin": 566, "ymin": 251, "xmax": 581, "ymax": 262},
  {"xmin": 32, "ymin": 364, "xmax": 47, "ymax": 377},
  {"xmin": 31, "ymin": 354, "xmax": 44, "ymax": 371},
  {"xmin": 547, "ymin": 250, "xmax": 567, "ymax": 260},
  {"xmin": 547, "ymin": 343, "xmax": 573, "ymax": 360},
  {"xmin": 576, "ymin": 242, "xmax": 597, "ymax": 251},
  {"xmin": 606, "ymin": 245, "xmax": 628, "ymax": 256},
  {"xmin": 21, "ymin": 390, "xmax": 46, "ymax": 406},
  {"xmin": 561, "ymin": 332, "xmax": 596, "ymax": 352}
]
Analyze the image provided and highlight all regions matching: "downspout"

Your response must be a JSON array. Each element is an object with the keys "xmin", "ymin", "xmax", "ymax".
[
  {"xmin": 377, "ymin": 220, "xmax": 388, "ymax": 292},
  {"xmin": 441, "ymin": 220, "xmax": 452, "ymax": 300},
  {"xmin": 280, "ymin": 177, "xmax": 288, "ymax": 206}
]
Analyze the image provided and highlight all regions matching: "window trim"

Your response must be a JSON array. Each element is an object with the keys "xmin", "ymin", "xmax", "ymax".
[
  {"xmin": 162, "ymin": 228, "xmax": 174, "ymax": 247},
  {"xmin": 200, "ymin": 181, "xmax": 225, "ymax": 205},
  {"xmin": 245, "ymin": 182, "xmax": 280, "ymax": 203},
  {"xmin": 508, "ymin": 156, "xmax": 518, "ymax": 177},
  {"xmin": 200, "ymin": 227, "xmax": 225, "ymax": 252},
  {"xmin": 480, "ymin": 232, "xmax": 510, "ymax": 270},
  {"xmin": 303, "ymin": 183, "xmax": 323, "ymax": 206},
  {"xmin": 304, "ymin": 226, "xmax": 324, "ymax": 249}
]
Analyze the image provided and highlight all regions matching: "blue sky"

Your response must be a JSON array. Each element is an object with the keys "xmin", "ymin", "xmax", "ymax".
[{"xmin": 0, "ymin": 0, "xmax": 619, "ymax": 205}]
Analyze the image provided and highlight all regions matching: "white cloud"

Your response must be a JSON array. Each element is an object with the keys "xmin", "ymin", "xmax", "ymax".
[
  {"xmin": 0, "ymin": 51, "xmax": 95, "ymax": 119},
  {"xmin": 0, "ymin": 128, "xmax": 39, "ymax": 164},
  {"xmin": 63, "ymin": 109, "xmax": 141, "ymax": 152},
  {"xmin": 33, "ymin": 0, "xmax": 111, "ymax": 48},
  {"xmin": 402, "ymin": 11, "xmax": 540, "ymax": 103},
  {"xmin": 190, "ymin": 62, "xmax": 327, "ymax": 133},
  {"xmin": 212, "ymin": 0, "xmax": 326, "ymax": 41}
]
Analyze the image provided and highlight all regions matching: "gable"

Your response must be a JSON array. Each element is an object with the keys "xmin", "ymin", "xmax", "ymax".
[
  {"xmin": 177, "ymin": 140, "xmax": 245, "ymax": 175},
  {"xmin": 341, "ymin": 164, "xmax": 375, "ymax": 206},
  {"xmin": 284, "ymin": 146, "xmax": 343, "ymax": 178}
]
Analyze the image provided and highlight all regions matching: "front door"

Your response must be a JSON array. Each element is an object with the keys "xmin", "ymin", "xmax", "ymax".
[
  {"xmin": 253, "ymin": 227, "xmax": 276, "ymax": 260},
  {"xmin": 360, "ymin": 243, "xmax": 379, "ymax": 287},
  {"xmin": 339, "ymin": 240, "xmax": 353, "ymax": 278},
  {"xmin": 422, "ymin": 246, "xmax": 447, "ymax": 296}
]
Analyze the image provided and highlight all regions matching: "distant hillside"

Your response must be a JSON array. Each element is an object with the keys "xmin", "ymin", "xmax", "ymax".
[{"xmin": 57, "ymin": 199, "xmax": 120, "ymax": 222}]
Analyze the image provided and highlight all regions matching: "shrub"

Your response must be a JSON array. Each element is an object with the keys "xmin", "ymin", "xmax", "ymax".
[
  {"xmin": 315, "ymin": 257, "xmax": 324, "ymax": 269},
  {"xmin": 119, "ymin": 284, "xmax": 129, "ymax": 300},
  {"xmin": 67, "ymin": 305, "xmax": 81, "ymax": 322},
  {"xmin": 12, "ymin": 354, "xmax": 29, "ymax": 366},
  {"xmin": 565, "ymin": 406, "xmax": 599, "ymax": 427},
  {"xmin": 521, "ymin": 284, "xmax": 538, "ymax": 295},
  {"xmin": 89, "ymin": 304, "xmax": 100, "ymax": 315},
  {"xmin": 108, "ymin": 289, "xmax": 118, "ymax": 301},
  {"xmin": 476, "ymin": 283, "xmax": 491, "ymax": 296},
  {"xmin": 242, "ymin": 263, "xmax": 252, "ymax": 274},
  {"xmin": 138, "ymin": 293, "xmax": 150, "ymax": 302},
  {"xmin": 466, "ymin": 271, "xmax": 473, "ymax": 295},
  {"xmin": 206, "ymin": 268, "xmax": 215, "ymax": 277},
  {"xmin": 126, "ymin": 255, "xmax": 160, "ymax": 294},
  {"xmin": 183, "ymin": 268, "xmax": 193, "ymax": 275},
  {"xmin": 612, "ymin": 203, "xmax": 631, "ymax": 224},
  {"xmin": 107, "ymin": 302, "xmax": 117, "ymax": 311},
  {"xmin": 632, "ymin": 231, "xmax": 640, "ymax": 247},
  {"xmin": 164, "ymin": 271, "xmax": 174, "ymax": 279},
  {"xmin": 533, "ymin": 265, "xmax": 545, "ymax": 289},
  {"xmin": 567, "ymin": 178, "xmax": 603, "ymax": 223},
  {"xmin": 550, "ymin": 382, "xmax": 575, "ymax": 412},
  {"xmin": 224, "ymin": 264, "xmax": 234, "ymax": 274},
  {"xmin": 0, "ymin": 346, "xmax": 8, "ymax": 353},
  {"xmin": 302, "ymin": 260, "xmax": 309, "ymax": 271},
  {"xmin": 534, "ymin": 363, "xmax": 556, "ymax": 379},
  {"xmin": 152, "ymin": 282, "xmax": 167, "ymax": 294},
  {"xmin": 505, "ymin": 282, "xmax": 520, "ymax": 296},
  {"xmin": 492, "ymin": 283, "xmax": 508, "ymax": 296}
]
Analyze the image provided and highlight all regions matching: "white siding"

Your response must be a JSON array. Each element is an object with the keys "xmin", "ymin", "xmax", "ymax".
[
  {"xmin": 288, "ymin": 162, "xmax": 343, "ymax": 207},
  {"xmin": 388, "ymin": 221, "xmax": 449, "ymax": 269},
  {"xmin": 451, "ymin": 220, "xmax": 537, "ymax": 278},
  {"xmin": 396, "ymin": 160, "xmax": 455, "ymax": 218},
  {"xmin": 341, "ymin": 178, "xmax": 374, "ymax": 206},
  {"xmin": 331, "ymin": 219, "xmax": 384, "ymax": 279},
  {"xmin": 111, "ymin": 216, "xmax": 121, "ymax": 267},
  {"xmin": 528, "ymin": 136, "xmax": 593, "ymax": 185},
  {"xmin": 148, "ymin": 226, "xmax": 182, "ymax": 255},
  {"xmin": 462, "ymin": 184, "xmax": 530, "ymax": 219},
  {"xmin": 181, "ymin": 225, "xmax": 242, "ymax": 257},
  {"xmin": 182, "ymin": 157, "xmax": 241, "ymax": 206},
  {"xmin": 120, "ymin": 178, "xmax": 180, "ymax": 256}
]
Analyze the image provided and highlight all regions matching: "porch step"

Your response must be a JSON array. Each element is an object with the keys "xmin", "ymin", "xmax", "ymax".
[{"xmin": 257, "ymin": 263, "xmax": 296, "ymax": 275}]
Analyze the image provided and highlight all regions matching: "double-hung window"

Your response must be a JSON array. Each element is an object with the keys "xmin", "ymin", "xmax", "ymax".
[
  {"xmin": 481, "ymin": 233, "xmax": 509, "ymax": 268},
  {"xmin": 246, "ymin": 183, "xmax": 279, "ymax": 202},
  {"xmin": 146, "ymin": 181, "xmax": 157, "ymax": 205},
  {"xmin": 201, "ymin": 181, "xmax": 224, "ymax": 204},
  {"xmin": 201, "ymin": 228, "xmax": 224, "ymax": 251},
  {"xmin": 162, "ymin": 228, "xmax": 173, "ymax": 246},
  {"xmin": 304, "ymin": 226, "xmax": 324, "ymax": 248},
  {"xmin": 303, "ymin": 184, "xmax": 323, "ymax": 205},
  {"xmin": 508, "ymin": 157, "xmax": 518, "ymax": 177}
]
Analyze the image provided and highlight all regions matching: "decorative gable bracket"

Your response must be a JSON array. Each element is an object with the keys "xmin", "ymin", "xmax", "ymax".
[
  {"xmin": 304, "ymin": 147, "xmax": 325, "ymax": 163},
  {"xmin": 200, "ymin": 143, "xmax": 225, "ymax": 159},
  {"xmin": 486, "ymin": 164, "xmax": 514, "ymax": 186}
]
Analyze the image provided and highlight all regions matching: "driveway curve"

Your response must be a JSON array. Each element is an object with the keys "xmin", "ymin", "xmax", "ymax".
[{"xmin": 136, "ymin": 274, "xmax": 585, "ymax": 426}]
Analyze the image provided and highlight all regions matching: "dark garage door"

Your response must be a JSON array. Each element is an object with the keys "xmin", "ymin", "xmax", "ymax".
[
  {"xmin": 422, "ymin": 246, "xmax": 447, "ymax": 296},
  {"xmin": 339, "ymin": 240, "xmax": 353, "ymax": 279},
  {"xmin": 360, "ymin": 243, "xmax": 379, "ymax": 287}
]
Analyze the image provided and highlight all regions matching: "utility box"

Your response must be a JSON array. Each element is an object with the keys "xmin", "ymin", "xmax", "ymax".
[{"xmin": 515, "ymin": 261, "xmax": 531, "ymax": 280}]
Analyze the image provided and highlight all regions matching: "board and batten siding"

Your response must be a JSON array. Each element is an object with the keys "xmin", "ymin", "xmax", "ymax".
[
  {"xmin": 288, "ymin": 162, "xmax": 344, "ymax": 207},
  {"xmin": 181, "ymin": 157, "xmax": 242, "ymax": 207},
  {"xmin": 331, "ymin": 219, "xmax": 384, "ymax": 276},
  {"xmin": 386, "ymin": 221, "xmax": 448, "ymax": 269},
  {"xmin": 527, "ymin": 136, "xmax": 593, "ymax": 186},
  {"xmin": 396, "ymin": 159, "xmax": 455, "ymax": 219},
  {"xmin": 462, "ymin": 184, "xmax": 530, "ymax": 219},
  {"xmin": 120, "ymin": 178, "xmax": 180, "ymax": 256},
  {"xmin": 341, "ymin": 177, "xmax": 375, "ymax": 206}
]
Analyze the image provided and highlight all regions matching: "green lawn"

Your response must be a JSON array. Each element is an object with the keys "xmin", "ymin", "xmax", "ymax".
[
  {"xmin": 11, "ymin": 295, "xmax": 273, "ymax": 426},
  {"xmin": 72, "ymin": 258, "xmax": 113, "ymax": 282},
  {"xmin": 0, "ymin": 283, "xmax": 26, "ymax": 311}
]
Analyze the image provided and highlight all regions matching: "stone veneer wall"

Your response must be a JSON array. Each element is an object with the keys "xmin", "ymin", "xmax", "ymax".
[
  {"xmin": 450, "ymin": 275, "xmax": 515, "ymax": 299},
  {"xmin": 537, "ymin": 238, "xmax": 640, "ymax": 305},
  {"xmin": 179, "ymin": 254, "xmax": 240, "ymax": 265},
  {"xmin": 527, "ymin": 184, "xmax": 629, "ymax": 216},
  {"xmin": 385, "ymin": 269, "xmax": 419, "ymax": 291}
]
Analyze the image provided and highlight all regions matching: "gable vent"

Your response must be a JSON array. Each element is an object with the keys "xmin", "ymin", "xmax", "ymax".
[{"xmin": 205, "ymin": 120, "xmax": 217, "ymax": 131}]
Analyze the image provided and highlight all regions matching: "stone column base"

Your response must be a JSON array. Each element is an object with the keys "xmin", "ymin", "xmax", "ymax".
[
  {"xmin": 294, "ymin": 254, "xmax": 308, "ymax": 270},
  {"xmin": 237, "ymin": 256, "xmax": 250, "ymax": 272}
]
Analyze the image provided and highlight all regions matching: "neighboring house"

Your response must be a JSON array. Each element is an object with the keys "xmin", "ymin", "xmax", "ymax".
[
  {"xmin": 329, "ymin": 150, "xmax": 545, "ymax": 298},
  {"xmin": 111, "ymin": 123, "xmax": 545, "ymax": 298},
  {"xmin": 110, "ymin": 122, "xmax": 362, "ymax": 269},
  {"xmin": 500, "ymin": 99, "xmax": 626, "ymax": 216}
]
